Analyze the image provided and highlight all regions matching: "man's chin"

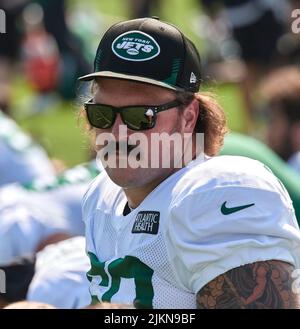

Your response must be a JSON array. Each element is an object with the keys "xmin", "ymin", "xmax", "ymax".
[
  {"xmin": 104, "ymin": 166, "xmax": 176, "ymax": 189},
  {"xmin": 104, "ymin": 167, "xmax": 148, "ymax": 188}
]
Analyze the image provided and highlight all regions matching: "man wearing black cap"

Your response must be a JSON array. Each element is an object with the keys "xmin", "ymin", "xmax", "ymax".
[{"xmin": 80, "ymin": 17, "xmax": 300, "ymax": 309}]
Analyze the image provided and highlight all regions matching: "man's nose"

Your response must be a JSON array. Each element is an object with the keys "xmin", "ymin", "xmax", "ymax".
[{"xmin": 111, "ymin": 113, "xmax": 126, "ymax": 139}]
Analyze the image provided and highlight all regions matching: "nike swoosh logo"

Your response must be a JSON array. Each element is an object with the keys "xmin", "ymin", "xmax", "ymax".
[{"xmin": 221, "ymin": 201, "xmax": 255, "ymax": 215}]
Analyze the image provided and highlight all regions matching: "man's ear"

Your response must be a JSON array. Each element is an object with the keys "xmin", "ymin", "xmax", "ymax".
[{"xmin": 181, "ymin": 98, "xmax": 199, "ymax": 132}]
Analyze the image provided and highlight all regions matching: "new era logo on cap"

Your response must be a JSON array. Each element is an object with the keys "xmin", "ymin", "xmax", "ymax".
[
  {"xmin": 190, "ymin": 72, "xmax": 197, "ymax": 84},
  {"xmin": 78, "ymin": 17, "xmax": 202, "ymax": 93}
]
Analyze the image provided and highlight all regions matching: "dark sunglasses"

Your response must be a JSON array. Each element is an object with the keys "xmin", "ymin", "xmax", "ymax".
[{"xmin": 84, "ymin": 99, "xmax": 182, "ymax": 131}]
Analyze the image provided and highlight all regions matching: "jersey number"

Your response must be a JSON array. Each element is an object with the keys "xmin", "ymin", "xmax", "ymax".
[{"xmin": 87, "ymin": 252, "xmax": 154, "ymax": 308}]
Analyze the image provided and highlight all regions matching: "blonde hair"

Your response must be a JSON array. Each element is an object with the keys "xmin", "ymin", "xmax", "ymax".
[{"xmin": 176, "ymin": 91, "xmax": 228, "ymax": 156}]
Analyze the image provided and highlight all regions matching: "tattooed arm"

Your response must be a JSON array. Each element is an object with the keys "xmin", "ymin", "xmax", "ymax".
[{"xmin": 197, "ymin": 260, "xmax": 300, "ymax": 309}]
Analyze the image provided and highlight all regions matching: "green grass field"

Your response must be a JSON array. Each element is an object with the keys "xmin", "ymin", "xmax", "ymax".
[{"xmin": 11, "ymin": 0, "xmax": 248, "ymax": 167}]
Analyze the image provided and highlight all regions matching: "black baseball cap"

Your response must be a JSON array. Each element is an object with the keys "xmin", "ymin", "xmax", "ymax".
[{"xmin": 78, "ymin": 17, "xmax": 201, "ymax": 92}]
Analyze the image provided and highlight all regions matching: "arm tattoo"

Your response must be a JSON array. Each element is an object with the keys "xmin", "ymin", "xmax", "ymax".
[{"xmin": 197, "ymin": 260, "xmax": 300, "ymax": 309}]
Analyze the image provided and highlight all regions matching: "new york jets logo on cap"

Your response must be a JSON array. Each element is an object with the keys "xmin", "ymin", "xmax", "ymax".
[{"xmin": 112, "ymin": 30, "xmax": 160, "ymax": 62}]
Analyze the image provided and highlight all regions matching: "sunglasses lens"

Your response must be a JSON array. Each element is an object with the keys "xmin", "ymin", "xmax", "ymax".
[
  {"xmin": 85, "ymin": 103, "xmax": 156, "ymax": 130},
  {"xmin": 86, "ymin": 104, "xmax": 114, "ymax": 129},
  {"xmin": 122, "ymin": 107, "xmax": 155, "ymax": 130}
]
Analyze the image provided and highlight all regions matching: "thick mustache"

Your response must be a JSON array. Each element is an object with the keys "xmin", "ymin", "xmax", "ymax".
[{"xmin": 106, "ymin": 141, "xmax": 137, "ymax": 153}]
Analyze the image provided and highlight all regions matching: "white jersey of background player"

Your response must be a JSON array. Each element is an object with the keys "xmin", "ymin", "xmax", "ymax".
[
  {"xmin": 0, "ymin": 161, "xmax": 99, "ymax": 265},
  {"xmin": 83, "ymin": 156, "xmax": 300, "ymax": 309},
  {"xmin": 27, "ymin": 237, "xmax": 91, "ymax": 309},
  {"xmin": 0, "ymin": 162, "xmax": 99, "ymax": 264},
  {"xmin": 0, "ymin": 110, "xmax": 55, "ymax": 186}
]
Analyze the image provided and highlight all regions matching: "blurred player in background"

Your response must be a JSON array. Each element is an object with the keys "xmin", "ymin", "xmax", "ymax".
[
  {"xmin": 0, "ymin": 0, "xmax": 28, "ymax": 114},
  {"xmin": 260, "ymin": 66, "xmax": 300, "ymax": 174},
  {"xmin": 198, "ymin": 0, "xmax": 299, "ymax": 127},
  {"xmin": 0, "ymin": 108, "xmax": 55, "ymax": 186},
  {"xmin": 128, "ymin": 0, "xmax": 159, "ymax": 18},
  {"xmin": 200, "ymin": 0, "xmax": 288, "ymax": 66},
  {"xmin": 80, "ymin": 17, "xmax": 300, "ymax": 309},
  {"xmin": 26, "ymin": 236, "xmax": 90, "ymax": 309},
  {"xmin": 0, "ymin": 161, "xmax": 100, "ymax": 264},
  {"xmin": 0, "ymin": 236, "xmax": 91, "ymax": 309},
  {"xmin": 0, "ymin": 162, "xmax": 99, "ymax": 308},
  {"xmin": 0, "ymin": 202, "xmax": 71, "ymax": 266},
  {"xmin": 0, "ymin": 0, "xmax": 91, "ymax": 115}
]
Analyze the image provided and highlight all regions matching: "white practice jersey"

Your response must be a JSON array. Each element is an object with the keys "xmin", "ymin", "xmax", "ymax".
[
  {"xmin": 0, "ymin": 110, "xmax": 55, "ymax": 186},
  {"xmin": 0, "ymin": 161, "xmax": 100, "ymax": 234},
  {"xmin": 27, "ymin": 237, "xmax": 91, "ymax": 309},
  {"xmin": 83, "ymin": 155, "xmax": 300, "ymax": 309},
  {"xmin": 0, "ymin": 203, "xmax": 70, "ymax": 265},
  {"xmin": 0, "ymin": 162, "xmax": 100, "ymax": 265}
]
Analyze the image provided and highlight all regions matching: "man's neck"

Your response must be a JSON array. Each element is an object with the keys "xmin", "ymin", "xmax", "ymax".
[
  {"xmin": 123, "ymin": 168, "xmax": 180, "ymax": 209},
  {"xmin": 121, "ymin": 150, "xmax": 199, "ymax": 209}
]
